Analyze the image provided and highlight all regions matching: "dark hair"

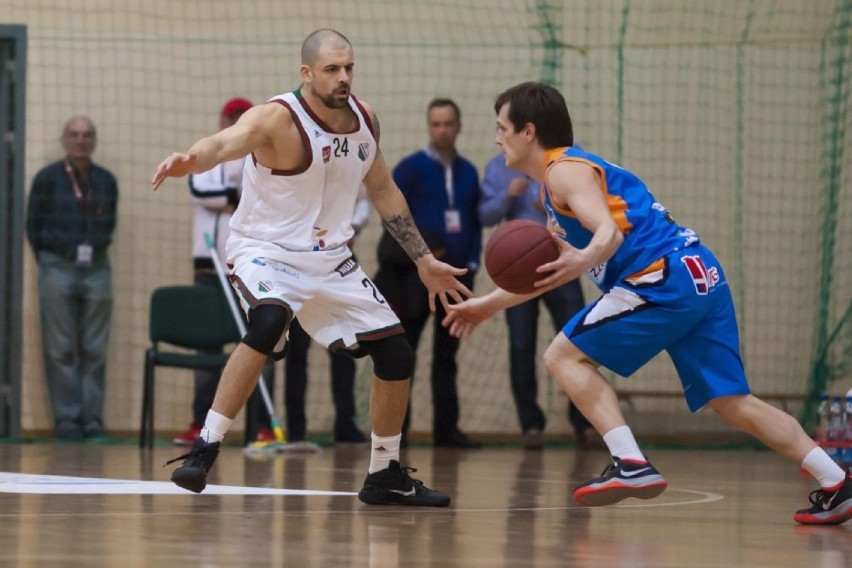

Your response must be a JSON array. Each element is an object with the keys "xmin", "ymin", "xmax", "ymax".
[
  {"xmin": 427, "ymin": 98, "xmax": 461, "ymax": 122},
  {"xmin": 494, "ymin": 82, "xmax": 573, "ymax": 148}
]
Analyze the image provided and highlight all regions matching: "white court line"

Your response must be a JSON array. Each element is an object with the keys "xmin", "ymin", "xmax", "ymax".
[
  {"xmin": 0, "ymin": 472, "xmax": 357, "ymax": 496},
  {"xmin": 0, "ymin": 473, "xmax": 722, "ymax": 511}
]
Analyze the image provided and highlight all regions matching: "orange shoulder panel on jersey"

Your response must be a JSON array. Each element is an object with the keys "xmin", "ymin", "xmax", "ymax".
[{"xmin": 542, "ymin": 148, "xmax": 632, "ymax": 234}]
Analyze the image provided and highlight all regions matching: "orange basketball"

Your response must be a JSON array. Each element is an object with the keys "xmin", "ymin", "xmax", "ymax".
[{"xmin": 484, "ymin": 219, "xmax": 559, "ymax": 294}]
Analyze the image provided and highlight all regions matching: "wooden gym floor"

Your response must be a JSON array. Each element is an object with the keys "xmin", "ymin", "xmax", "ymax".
[{"xmin": 0, "ymin": 442, "xmax": 850, "ymax": 567}]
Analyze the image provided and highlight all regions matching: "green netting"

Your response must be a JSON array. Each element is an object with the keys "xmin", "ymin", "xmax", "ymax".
[{"xmin": 5, "ymin": 0, "xmax": 850, "ymax": 438}]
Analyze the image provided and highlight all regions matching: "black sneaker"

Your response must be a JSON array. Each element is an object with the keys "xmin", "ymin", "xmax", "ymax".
[
  {"xmin": 573, "ymin": 456, "xmax": 668, "ymax": 506},
  {"xmin": 165, "ymin": 437, "xmax": 221, "ymax": 493},
  {"xmin": 794, "ymin": 474, "xmax": 852, "ymax": 525},
  {"xmin": 358, "ymin": 460, "xmax": 450, "ymax": 507}
]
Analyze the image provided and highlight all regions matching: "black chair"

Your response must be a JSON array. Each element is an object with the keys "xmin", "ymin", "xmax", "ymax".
[{"xmin": 139, "ymin": 285, "xmax": 242, "ymax": 449}]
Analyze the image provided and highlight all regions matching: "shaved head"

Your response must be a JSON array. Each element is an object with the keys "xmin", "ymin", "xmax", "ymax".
[{"xmin": 301, "ymin": 29, "xmax": 352, "ymax": 66}]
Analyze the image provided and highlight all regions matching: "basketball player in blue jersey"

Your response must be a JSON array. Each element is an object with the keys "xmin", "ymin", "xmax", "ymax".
[
  {"xmin": 443, "ymin": 82, "xmax": 852, "ymax": 525},
  {"xmin": 151, "ymin": 29, "xmax": 471, "ymax": 507}
]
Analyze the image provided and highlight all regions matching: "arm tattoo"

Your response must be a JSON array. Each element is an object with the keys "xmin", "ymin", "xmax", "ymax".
[{"xmin": 384, "ymin": 214, "xmax": 431, "ymax": 261}]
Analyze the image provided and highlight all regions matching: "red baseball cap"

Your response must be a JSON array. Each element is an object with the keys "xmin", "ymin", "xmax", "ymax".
[{"xmin": 221, "ymin": 97, "xmax": 253, "ymax": 118}]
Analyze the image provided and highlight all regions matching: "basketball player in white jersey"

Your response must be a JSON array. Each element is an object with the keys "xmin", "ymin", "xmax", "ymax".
[{"xmin": 152, "ymin": 29, "xmax": 471, "ymax": 506}]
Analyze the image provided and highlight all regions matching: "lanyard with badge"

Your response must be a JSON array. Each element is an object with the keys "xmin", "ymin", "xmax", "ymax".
[
  {"xmin": 64, "ymin": 160, "xmax": 94, "ymax": 267},
  {"xmin": 443, "ymin": 163, "xmax": 462, "ymax": 234}
]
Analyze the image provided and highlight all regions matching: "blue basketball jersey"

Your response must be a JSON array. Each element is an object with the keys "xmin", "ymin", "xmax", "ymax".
[{"xmin": 542, "ymin": 146, "xmax": 700, "ymax": 291}]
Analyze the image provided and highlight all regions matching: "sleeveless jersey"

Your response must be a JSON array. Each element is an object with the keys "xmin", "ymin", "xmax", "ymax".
[
  {"xmin": 229, "ymin": 89, "xmax": 377, "ymax": 253},
  {"xmin": 542, "ymin": 146, "xmax": 700, "ymax": 291}
]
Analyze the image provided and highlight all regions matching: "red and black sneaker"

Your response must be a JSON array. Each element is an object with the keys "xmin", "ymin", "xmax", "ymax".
[
  {"xmin": 172, "ymin": 424, "xmax": 202, "ymax": 447},
  {"xmin": 573, "ymin": 456, "xmax": 668, "ymax": 507},
  {"xmin": 794, "ymin": 475, "xmax": 852, "ymax": 525}
]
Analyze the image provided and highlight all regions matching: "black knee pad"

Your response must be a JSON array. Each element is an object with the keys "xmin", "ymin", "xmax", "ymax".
[
  {"xmin": 242, "ymin": 304, "xmax": 291, "ymax": 359},
  {"xmin": 360, "ymin": 333, "xmax": 414, "ymax": 381}
]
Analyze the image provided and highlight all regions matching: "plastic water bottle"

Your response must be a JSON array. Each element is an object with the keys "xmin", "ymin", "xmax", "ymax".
[
  {"xmin": 815, "ymin": 394, "xmax": 830, "ymax": 444},
  {"xmin": 827, "ymin": 395, "xmax": 845, "ymax": 461}
]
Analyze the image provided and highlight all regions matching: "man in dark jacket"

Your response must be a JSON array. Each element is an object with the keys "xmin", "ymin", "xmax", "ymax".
[
  {"xmin": 374, "ymin": 98, "xmax": 482, "ymax": 448},
  {"xmin": 26, "ymin": 115, "xmax": 118, "ymax": 440}
]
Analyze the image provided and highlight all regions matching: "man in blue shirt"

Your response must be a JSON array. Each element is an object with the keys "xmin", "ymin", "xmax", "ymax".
[
  {"xmin": 374, "ymin": 98, "xmax": 482, "ymax": 448},
  {"xmin": 480, "ymin": 153, "xmax": 599, "ymax": 450}
]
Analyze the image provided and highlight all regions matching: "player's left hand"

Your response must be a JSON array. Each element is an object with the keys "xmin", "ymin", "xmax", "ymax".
[
  {"xmin": 415, "ymin": 255, "xmax": 472, "ymax": 312},
  {"xmin": 441, "ymin": 296, "xmax": 492, "ymax": 339}
]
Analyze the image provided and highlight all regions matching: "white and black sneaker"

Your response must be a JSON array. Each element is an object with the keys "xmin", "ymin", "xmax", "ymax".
[
  {"xmin": 573, "ymin": 456, "xmax": 668, "ymax": 506},
  {"xmin": 358, "ymin": 460, "xmax": 450, "ymax": 507},
  {"xmin": 794, "ymin": 474, "xmax": 852, "ymax": 525}
]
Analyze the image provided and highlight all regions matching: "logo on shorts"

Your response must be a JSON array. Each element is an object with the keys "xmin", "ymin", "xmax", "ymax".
[
  {"xmin": 334, "ymin": 257, "xmax": 358, "ymax": 277},
  {"xmin": 681, "ymin": 255, "xmax": 719, "ymax": 295},
  {"xmin": 322, "ymin": 146, "xmax": 331, "ymax": 163},
  {"xmin": 258, "ymin": 280, "xmax": 273, "ymax": 293},
  {"xmin": 358, "ymin": 143, "xmax": 370, "ymax": 161},
  {"xmin": 251, "ymin": 258, "xmax": 267, "ymax": 267}
]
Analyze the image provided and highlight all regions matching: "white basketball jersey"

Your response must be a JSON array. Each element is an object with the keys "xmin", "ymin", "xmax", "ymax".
[{"xmin": 228, "ymin": 90, "xmax": 377, "ymax": 254}]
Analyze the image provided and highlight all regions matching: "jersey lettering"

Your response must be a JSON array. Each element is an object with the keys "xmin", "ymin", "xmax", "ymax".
[
  {"xmin": 361, "ymin": 278, "xmax": 386, "ymax": 304},
  {"xmin": 333, "ymin": 137, "xmax": 349, "ymax": 157}
]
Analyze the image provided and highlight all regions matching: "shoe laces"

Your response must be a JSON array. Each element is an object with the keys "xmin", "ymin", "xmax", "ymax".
[
  {"xmin": 163, "ymin": 443, "xmax": 208, "ymax": 467},
  {"xmin": 806, "ymin": 486, "xmax": 838, "ymax": 508},
  {"xmin": 399, "ymin": 465, "xmax": 426, "ymax": 488},
  {"xmin": 598, "ymin": 458, "xmax": 621, "ymax": 477}
]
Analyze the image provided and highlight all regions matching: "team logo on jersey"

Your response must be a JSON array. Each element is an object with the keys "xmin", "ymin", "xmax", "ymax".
[
  {"xmin": 334, "ymin": 257, "xmax": 358, "ymax": 278},
  {"xmin": 681, "ymin": 255, "xmax": 719, "ymax": 295},
  {"xmin": 312, "ymin": 227, "xmax": 329, "ymax": 251},
  {"xmin": 314, "ymin": 129, "xmax": 323, "ymax": 138},
  {"xmin": 358, "ymin": 143, "xmax": 370, "ymax": 162},
  {"xmin": 322, "ymin": 146, "xmax": 331, "ymax": 163},
  {"xmin": 258, "ymin": 280, "xmax": 273, "ymax": 293}
]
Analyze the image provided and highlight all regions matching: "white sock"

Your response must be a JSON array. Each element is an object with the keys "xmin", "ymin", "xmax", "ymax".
[
  {"xmin": 801, "ymin": 447, "xmax": 847, "ymax": 489},
  {"xmin": 200, "ymin": 410, "xmax": 233, "ymax": 444},
  {"xmin": 369, "ymin": 432, "xmax": 401, "ymax": 474},
  {"xmin": 602, "ymin": 425, "xmax": 645, "ymax": 462}
]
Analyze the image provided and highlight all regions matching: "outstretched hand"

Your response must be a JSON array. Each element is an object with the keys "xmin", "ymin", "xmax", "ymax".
[
  {"xmin": 441, "ymin": 296, "xmax": 494, "ymax": 339},
  {"xmin": 151, "ymin": 153, "xmax": 198, "ymax": 191},
  {"xmin": 415, "ymin": 255, "xmax": 472, "ymax": 313}
]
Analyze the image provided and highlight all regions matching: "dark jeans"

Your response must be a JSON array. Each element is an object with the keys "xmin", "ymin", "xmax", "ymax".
[
  {"xmin": 504, "ymin": 278, "xmax": 592, "ymax": 435},
  {"xmin": 399, "ymin": 271, "xmax": 476, "ymax": 441},
  {"xmin": 283, "ymin": 318, "xmax": 360, "ymax": 442}
]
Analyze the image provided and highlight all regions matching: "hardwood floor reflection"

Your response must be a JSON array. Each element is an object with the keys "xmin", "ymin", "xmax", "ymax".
[{"xmin": 0, "ymin": 443, "xmax": 849, "ymax": 567}]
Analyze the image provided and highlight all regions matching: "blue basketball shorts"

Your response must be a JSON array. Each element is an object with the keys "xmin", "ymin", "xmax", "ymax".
[{"xmin": 563, "ymin": 244, "xmax": 751, "ymax": 412}]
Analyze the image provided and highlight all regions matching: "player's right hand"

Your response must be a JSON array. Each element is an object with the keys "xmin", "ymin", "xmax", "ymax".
[{"xmin": 151, "ymin": 152, "xmax": 197, "ymax": 190}]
